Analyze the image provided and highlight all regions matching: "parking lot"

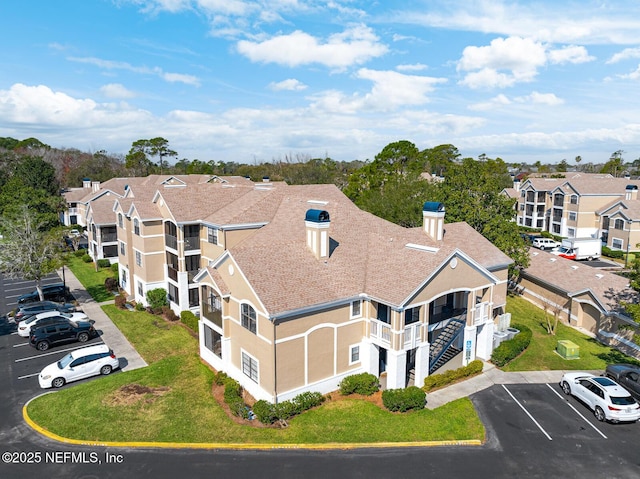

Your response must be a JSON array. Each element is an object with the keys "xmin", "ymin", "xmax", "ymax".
[{"xmin": 1, "ymin": 272, "xmax": 114, "ymax": 394}]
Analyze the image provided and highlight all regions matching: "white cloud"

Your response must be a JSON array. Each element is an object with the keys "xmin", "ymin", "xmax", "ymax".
[
  {"xmin": 524, "ymin": 91, "xmax": 564, "ymax": 105},
  {"xmin": 396, "ymin": 63, "xmax": 428, "ymax": 72},
  {"xmin": 608, "ymin": 47, "xmax": 640, "ymax": 64},
  {"xmin": 236, "ymin": 25, "xmax": 388, "ymax": 69},
  {"xmin": 548, "ymin": 45, "xmax": 594, "ymax": 64},
  {"xmin": 468, "ymin": 94, "xmax": 511, "ymax": 111},
  {"xmin": 458, "ymin": 36, "xmax": 547, "ymax": 88},
  {"xmin": 268, "ymin": 79, "xmax": 307, "ymax": 91},
  {"xmin": 100, "ymin": 83, "xmax": 136, "ymax": 99},
  {"xmin": 619, "ymin": 65, "xmax": 640, "ymax": 80},
  {"xmin": 67, "ymin": 56, "xmax": 200, "ymax": 86}
]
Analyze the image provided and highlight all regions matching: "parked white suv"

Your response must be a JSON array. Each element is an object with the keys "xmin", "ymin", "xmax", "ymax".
[
  {"xmin": 532, "ymin": 238, "xmax": 561, "ymax": 250},
  {"xmin": 38, "ymin": 344, "xmax": 119, "ymax": 388}
]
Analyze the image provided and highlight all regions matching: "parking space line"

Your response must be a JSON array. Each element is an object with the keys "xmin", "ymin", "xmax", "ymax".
[
  {"xmin": 14, "ymin": 341, "xmax": 104, "ymax": 363},
  {"xmin": 12, "ymin": 342, "xmax": 29, "ymax": 348},
  {"xmin": 18, "ymin": 372, "xmax": 40, "ymax": 380},
  {"xmin": 502, "ymin": 384, "xmax": 553, "ymax": 440},
  {"xmin": 546, "ymin": 384, "xmax": 608, "ymax": 439}
]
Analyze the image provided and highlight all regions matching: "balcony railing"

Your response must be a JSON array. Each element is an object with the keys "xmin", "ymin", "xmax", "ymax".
[
  {"xmin": 187, "ymin": 270, "xmax": 198, "ymax": 284},
  {"xmin": 184, "ymin": 236, "xmax": 200, "ymax": 251},
  {"xmin": 166, "ymin": 235, "xmax": 178, "ymax": 249},
  {"xmin": 202, "ymin": 303, "xmax": 222, "ymax": 328},
  {"xmin": 370, "ymin": 319, "xmax": 392, "ymax": 346},
  {"xmin": 101, "ymin": 233, "xmax": 117, "ymax": 243},
  {"xmin": 403, "ymin": 322, "xmax": 423, "ymax": 349},
  {"xmin": 167, "ymin": 266, "xmax": 178, "ymax": 281}
]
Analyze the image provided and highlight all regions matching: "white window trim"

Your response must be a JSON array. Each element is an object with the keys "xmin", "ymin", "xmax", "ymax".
[
  {"xmin": 611, "ymin": 237, "xmax": 623, "ymax": 250},
  {"xmin": 241, "ymin": 349, "xmax": 259, "ymax": 383},
  {"xmin": 134, "ymin": 249, "xmax": 142, "ymax": 267},
  {"xmin": 349, "ymin": 344, "xmax": 360, "ymax": 365},
  {"xmin": 350, "ymin": 300, "xmax": 362, "ymax": 319}
]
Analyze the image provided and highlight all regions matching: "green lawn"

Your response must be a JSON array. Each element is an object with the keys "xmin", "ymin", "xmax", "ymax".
[
  {"xmin": 504, "ymin": 295, "xmax": 636, "ymax": 371},
  {"xmin": 27, "ymin": 305, "xmax": 484, "ymax": 444},
  {"xmin": 65, "ymin": 255, "xmax": 116, "ymax": 303}
]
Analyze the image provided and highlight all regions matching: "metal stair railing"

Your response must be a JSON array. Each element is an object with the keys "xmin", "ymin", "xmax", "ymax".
[{"xmin": 429, "ymin": 318, "xmax": 465, "ymax": 374}]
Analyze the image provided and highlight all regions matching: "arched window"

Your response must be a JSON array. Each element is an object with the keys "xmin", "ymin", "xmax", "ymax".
[
  {"xmin": 614, "ymin": 218, "xmax": 625, "ymax": 230},
  {"xmin": 570, "ymin": 195, "xmax": 578, "ymax": 204},
  {"xmin": 241, "ymin": 304, "xmax": 256, "ymax": 334}
]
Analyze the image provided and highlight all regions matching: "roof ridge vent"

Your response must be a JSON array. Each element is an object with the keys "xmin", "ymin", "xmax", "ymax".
[
  {"xmin": 405, "ymin": 243, "xmax": 439, "ymax": 253},
  {"xmin": 595, "ymin": 273, "xmax": 604, "ymax": 279}
]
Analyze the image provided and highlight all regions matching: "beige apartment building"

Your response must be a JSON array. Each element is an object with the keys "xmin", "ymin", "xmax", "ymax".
[
  {"xmin": 65, "ymin": 174, "xmax": 512, "ymax": 403},
  {"xmin": 514, "ymin": 173, "xmax": 640, "ymax": 241}
]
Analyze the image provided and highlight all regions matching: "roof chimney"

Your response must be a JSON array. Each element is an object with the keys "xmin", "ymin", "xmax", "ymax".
[
  {"xmin": 626, "ymin": 184, "xmax": 638, "ymax": 201},
  {"xmin": 513, "ymin": 178, "xmax": 521, "ymax": 192},
  {"xmin": 423, "ymin": 202, "xmax": 445, "ymax": 241},
  {"xmin": 83, "ymin": 178, "xmax": 91, "ymax": 189},
  {"xmin": 305, "ymin": 209, "xmax": 330, "ymax": 260},
  {"xmin": 92, "ymin": 181, "xmax": 100, "ymax": 193}
]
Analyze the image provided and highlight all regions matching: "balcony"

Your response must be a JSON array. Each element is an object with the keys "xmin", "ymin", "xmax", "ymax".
[
  {"xmin": 184, "ymin": 236, "xmax": 200, "ymax": 251},
  {"xmin": 167, "ymin": 266, "xmax": 178, "ymax": 281},
  {"xmin": 370, "ymin": 319, "xmax": 392, "ymax": 346},
  {"xmin": 101, "ymin": 233, "xmax": 117, "ymax": 243},
  {"xmin": 166, "ymin": 235, "xmax": 178, "ymax": 250},
  {"xmin": 202, "ymin": 303, "xmax": 222, "ymax": 328},
  {"xmin": 403, "ymin": 322, "xmax": 423, "ymax": 349},
  {"xmin": 187, "ymin": 269, "xmax": 198, "ymax": 284}
]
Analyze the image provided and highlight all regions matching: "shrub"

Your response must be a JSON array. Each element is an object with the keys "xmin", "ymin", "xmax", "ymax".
[
  {"xmin": 490, "ymin": 323, "xmax": 532, "ymax": 367},
  {"xmin": 213, "ymin": 371, "xmax": 229, "ymax": 386},
  {"xmin": 146, "ymin": 288, "xmax": 168, "ymax": 310},
  {"xmin": 292, "ymin": 391, "xmax": 324, "ymax": 411},
  {"xmin": 97, "ymin": 259, "xmax": 111, "ymax": 268},
  {"xmin": 222, "ymin": 378, "xmax": 249, "ymax": 418},
  {"xmin": 82, "ymin": 254, "xmax": 92, "ymax": 263},
  {"xmin": 274, "ymin": 400, "xmax": 298, "ymax": 421},
  {"xmin": 382, "ymin": 386, "xmax": 426, "ymax": 412},
  {"xmin": 253, "ymin": 400, "xmax": 277, "ymax": 424},
  {"xmin": 135, "ymin": 302, "xmax": 145, "ymax": 311},
  {"xmin": 339, "ymin": 373, "xmax": 380, "ymax": 396},
  {"xmin": 73, "ymin": 249, "xmax": 86, "ymax": 257},
  {"xmin": 104, "ymin": 277, "xmax": 119, "ymax": 292},
  {"xmin": 114, "ymin": 293, "xmax": 127, "ymax": 309},
  {"xmin": 111, "ymin": 263, "xmax": 119, "ymax": 274},
  {"xmin": 423, "ymin": 359, "xmax": 484, "ymax": 391},
  {"xmin": 180, "ymin": 311, "xmax": 199, "ymax": 332},
  {"xmin": 602, "ymin": 246, "xmax": 624, "ymax": 259}
]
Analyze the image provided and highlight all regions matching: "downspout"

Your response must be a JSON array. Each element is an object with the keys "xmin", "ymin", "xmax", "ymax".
[{"xmin": 273, "ymin": 318, "xmax": 278, "ymax": 404}]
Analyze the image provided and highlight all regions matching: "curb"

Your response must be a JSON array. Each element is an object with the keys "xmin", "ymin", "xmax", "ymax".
[{"xmin": 23, "ymin": 395, "xmax": 483, "ymax": 451}]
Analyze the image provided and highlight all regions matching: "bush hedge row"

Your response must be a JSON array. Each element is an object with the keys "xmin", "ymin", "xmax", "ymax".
[
  {"xmin": 490, "ymin": 323, "xmax": 532, "ymax": 367},
  {"xmin": 381, "ymin": 386, "xmax": 426, "ymax": 412},
  {"xmin": 423, "ymin": 359, "xmax": 484, "ymax": 391},
  {"xmin": 338, "ymin": 373, "xmax": 380, "ymax": 396},
  {"xmin": 252, "ymin": 391, "xmax": 325, "ymax": 424},
  {"xmin": 214, "ymin": 371, "xmax": 250, "ymax": 419},
  {"xmin": 180, "ymin": 310, "xmax": 199, "ymax": 333},
  {"xmin": 96, "ymin": 259, "xmax": 111, "ymax": 268},
  {"xmin": 602, "ymin": 245, "xmax": 624, "ymax": 259}
]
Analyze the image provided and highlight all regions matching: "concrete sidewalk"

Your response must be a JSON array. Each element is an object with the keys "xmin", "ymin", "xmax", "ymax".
[
  {"xmin": 425, "ymin": 362, "xmax": 591, "ymax": 409},
  {"xmin": 59, "ymin": 267, "xmax": 147, "ymax": 372}
]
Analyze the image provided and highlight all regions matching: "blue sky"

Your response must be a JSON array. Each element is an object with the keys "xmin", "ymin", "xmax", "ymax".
[{"xmin": 1, "ymin": 1, "xmax": 640, "ymax": 166}]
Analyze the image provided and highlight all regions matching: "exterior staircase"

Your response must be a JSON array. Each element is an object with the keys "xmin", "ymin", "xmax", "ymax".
[{"xmin": 429, "ymin": 318, "xmax": 465, "ymax": 374}]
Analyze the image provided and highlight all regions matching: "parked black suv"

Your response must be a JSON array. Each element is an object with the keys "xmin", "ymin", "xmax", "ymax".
[
  {"xmin": 29, "ymin": 320, "xmax": 96, "ymax": 351},
  {"xmin": 13, "ymin": 301, "xmax": 76, "ymax": 323},
  {"xmin": 17, "ymin": 283, "xmax": 70, "ymax": 304}
]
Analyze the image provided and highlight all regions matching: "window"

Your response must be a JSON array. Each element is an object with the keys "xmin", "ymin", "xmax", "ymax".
[
  {"xmin": 241, "ymin": 304, "xmax": 257, "ymax": 334},
  {"xmin": 351, "ymin": 300, "xmax": 362, "ymax": 318},
  {"xmin": 135, "ymin": 250, "xmax": 142, "ymax": 267},
  {"xmin": 241, "ymin": 351, "xmax": 258, "ymax": 382},
  {"xmin": 612, "ymin": 238, "xmax": 623, "ymax": 249},
  {"xmin": 568, "ymin": 228, "xmax": 576, "ymax": 238},
  {"xmin": 349, "ymin": 345, "xmax": 360, "ymax": 364},
  {"xmin": 137, "ymin": 281, "xmax": 143, "ymax": 296},
  {"xmin": 377, "ymin": 304, "xmax": 390, "ymax": 324},
  {"xmin": 185, "ymin": 255, "xmax": 200, "ymax": 272},
  {"xmin": 568, "ymin": 212, "xmax": 577, "ymax": 221},
  {"xmin": 614, "ymin": 219, "xmax": 625, "ymax": 230},
  {"xmin": 188, "ymin": 288, "xmax": 199, "ymax": 308},
  {"xmin": 118, "ymin": 213, "xmax": 123, "ymax": 228},
  {"xmin": 570, "ymin": 195, "xmax": 578, "ymax": 204},
  {"xmin": 404, "ymin": 307, "xmax": 420, "ymax": 325},
  {"xmin": 119, "ymin": 241, "xmax": 125, "ymax": 256},
  {"xmin": 204, "ymin": 325, "xmax": 222, "ymax": 358},
  {"xmin": 134, "ymin": 218, "xmax": 140, "ymax": 235},
  {"xmin": 208, "ymin": 227, "xmax": 219, "ymax": 245},
  {"xmin": 168, "ymin": 283, "xmax": 178, "ymax": 304},
  {"xmin": 519, "ymin": 203, "xmax": 525, "ymax": 211},
  {"xmin": 103, "ymin": 245, "xmax": 118, "ymax": 258}
]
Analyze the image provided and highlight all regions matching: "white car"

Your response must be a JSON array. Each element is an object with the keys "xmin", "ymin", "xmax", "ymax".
[
  {"xmin": 38, "ymin": 344, "xmax": 119, "ymax": 388},
  {"xmin": 17, "ymin": 310, "xmax": 89, "ymax": 338},
  {"xmin": 560, "ymin": 372, "xmax": 640, "ymax": 422},
  {"xmin": 532, "ymin": 238, "xmax": 561, "ymax": 250}
]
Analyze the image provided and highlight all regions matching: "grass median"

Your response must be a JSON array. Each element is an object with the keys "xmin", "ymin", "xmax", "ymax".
[{"xmin": 26, "ymin": 305, "xmax": 484, "ymax": 444}]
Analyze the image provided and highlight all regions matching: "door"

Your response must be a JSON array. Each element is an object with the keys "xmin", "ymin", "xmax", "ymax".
[
  {"xmin": 68, "ymin": 356, "xmax": 91, "ymax": 381},
  {"xmin": 379, "ymin": 347, "xmax": 387, "ymax": 374},
  {"xmin": 55, "ymin": 324, "xmax": 74, "ymax": 343}
]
